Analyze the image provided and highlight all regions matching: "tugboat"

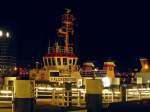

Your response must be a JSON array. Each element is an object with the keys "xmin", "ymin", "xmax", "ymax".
[
  {"xmin": 29, "ymin": 9, "xmax": 82, "ymax": 88},
  {"xmin": 29, "ymin": 9, "xmax": 117, "ymax": 88}
]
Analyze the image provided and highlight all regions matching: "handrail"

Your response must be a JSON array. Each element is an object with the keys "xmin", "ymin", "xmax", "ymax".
[{"xmin": 48, "ymin": 46, "xmax": 73, "ymax": 53}]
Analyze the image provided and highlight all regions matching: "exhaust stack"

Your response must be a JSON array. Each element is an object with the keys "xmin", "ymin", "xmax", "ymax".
[{"xmin": 140, "ymin": 58, "xmax": 150, "ymax": 72}]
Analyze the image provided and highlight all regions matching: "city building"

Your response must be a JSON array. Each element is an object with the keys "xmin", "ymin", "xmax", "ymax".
[{"xmin": 0, "ymin": 29, "xmax": 16, "ymax": 75}]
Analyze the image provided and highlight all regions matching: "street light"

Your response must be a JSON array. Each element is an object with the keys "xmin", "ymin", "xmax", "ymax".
[
  {"xmin": 0, "ymin": 30, "xmax": 3, "ymax": 36},
  {"xmin": 144, "ymin": 65, "xmax": 149, "ymax": 69},
  {"xmin": 6, "ymin": 32, "xmax": 10, "ymax": 37}
]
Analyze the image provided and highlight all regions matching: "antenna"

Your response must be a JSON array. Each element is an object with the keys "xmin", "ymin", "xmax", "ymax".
[
  {"xmin": 48, "ymin": 40, "xmax": 51, "ymax": 53},
  {"xmin": 57, "ymin": 9, "xmax": 74, "ymax": 53},
  {"xmin": 48, "ymin": 40, "xmax": 51, "ymax": 47}
]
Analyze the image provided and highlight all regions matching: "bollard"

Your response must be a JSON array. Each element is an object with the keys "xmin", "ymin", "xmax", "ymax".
[
  {"xmin": 85, "ymin": 79, "xmax": 103, "ymax": 112},
  {"xmin": 14, "ymin": 80, "xmax": 35, "ymax": 112}
]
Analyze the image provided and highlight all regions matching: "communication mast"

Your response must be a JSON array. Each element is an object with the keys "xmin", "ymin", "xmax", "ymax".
[{"xmin": 57, "ymin": 9, "xmax": 74, "ymax": 53}]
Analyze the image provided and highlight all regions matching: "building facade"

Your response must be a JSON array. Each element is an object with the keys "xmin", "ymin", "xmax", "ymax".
[{"xmin": 0, "ymin": 29, "xmax": 16, "ymax": 75}]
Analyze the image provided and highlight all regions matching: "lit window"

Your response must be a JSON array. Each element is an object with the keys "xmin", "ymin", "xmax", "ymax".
[{"xmin": 144, "ymin": 65, "xmax": 149, "ymax": 69}]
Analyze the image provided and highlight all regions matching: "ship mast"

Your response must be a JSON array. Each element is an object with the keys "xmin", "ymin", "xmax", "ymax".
[{"xmin": 58, "ymin": 9, "xmax": 74, "ymax": 53}]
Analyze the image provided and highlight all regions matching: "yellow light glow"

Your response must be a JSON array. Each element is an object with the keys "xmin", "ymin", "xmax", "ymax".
[
  {"xmin": 37, "ymin": 87, "xmax": 64, "ymax": 91},
  {"xmin": 113, "ymin": 91, "xmax": 120, "ymax": 94},
  {"xmin": 55, "ymin": 88, "xmax": 63, "ymax": 90},
  {"xmin": 102, "ymin": 89, "xmax": 112, "ymax": 94},
  {"xmin": 141, "ymin": 93, "xmax": 150, "ymax": 95},
  {"xmin": 72, "ymin": 88, "xmax": 78, "ymax": 91},
  {"xmin": 144, "ymin": 64, "xmax": 149, "ymax": 69},
  {"xmin": 37, "ymin": 87, "xmax": 53, "ymax": 90},
  {"xmin": 77, "ymin": 79, "xmax": 82, "ymax": 88},
  {"xmin": 14, "ymin": 66, "xmax": 17, "ymax": 71},
  {"xmin": 0, "ymin": 96, "xmax": 13, "ymax": 98},
  {"xmin": 128, "ymin": 92, "xmax": 139, "ymax": 95},
  {"xmin": 0, "ymin": 90, "xmax": 12, "ymax": 94},
  {"xmin": 102, "ymin": 77, "xmax": 111, "ymax": 87}
]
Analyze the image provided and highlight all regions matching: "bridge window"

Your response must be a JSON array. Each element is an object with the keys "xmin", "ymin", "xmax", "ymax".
[
  {"xmin": 50, "ymin": 72, "xmax": 59, "ymax": 76},
  {"xmin": 73, "ymin": 59, "xmax": 75, "ymax": 65},
  {"xmin": 52, "ymin": 58, "xmax": 55, "ymax": 65},
  {"xmin": 63, "ymin": 58, "xmax": 67, "ymax": 65},
  {"xmin": 57, "ymin": 58, "xmax": 61, "ymax": 65},
  {"xmin": 48, "ymin": 58, "xmax": 51, "ymax": 65},
  {"xmin": 69, "ymin": 59, "xmax": 72, "ymax": 64}
]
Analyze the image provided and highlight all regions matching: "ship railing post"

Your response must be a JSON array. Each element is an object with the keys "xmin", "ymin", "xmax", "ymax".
[
  {"xmin": 121, "ymin": 85, "xmax": 127, "ymax": 102},
  {"xmin": 119, "ymin": 86, "xmax": 122, "ymax": 102},
  {"xmin": 54, "ymin": 89, "xmax": 56, "ymax": 105},
  {"xmin": 126, "ymin": 89, "xmax": 128, "ymax": 102},
  {"xmin": 138, "ymin": 91, "xmax": 141, "ymax": 100},
  {"xmin": 67, "ymin": 90, "xmax": 69, "ymax": 107},
  {"xmin": 35, "ymin": 87, "xmax": 38, "ymax": 98},
  {"xmin": 62, "ymin": 89, "xmax": 65, "ymax": 106},
  {"xmin": 107, "ymin": 89, "xmax": 109, "ymax": 103},
  {"xmin": 101, "ymin": 90, "xmax": 103, "ymax": 103},
  {"xmin": 55, "ymin": 89, "xmax": 57, "ymax": 105},
  {"xmin": 63, "ymin": 89, "xmax": 66, "ymax": 107},
  {"xmin": 57, "ymin": 90, "xmax": 59, "ymax": 106},
  {"xmin": 111, "ymin": 89, "xmax": 114, "ymax": 102},
  {"xmin": 65, "ymin": 90, "xmax": 68, "ymax": 107},
  {"xmin": 52, "ymin": 89, "xmax": 55, "ymax": 105},
  {"xmin": 77, "ymin": 90, "xmax": 81, "ymax": 107},
  {"xmin": 56, "ymin": 90, "xmax": 58, "ymax": 105},
  {"xmin": 59, "ymin": 90, "xmax": 62, "ymax": 106},
  {"xmin": 12, "ymin": 86, "xmax": 14, "ymax": 112},
  {"xmin": 82, "ymin": 91, "xmax": 85, "ymax": 106},
  {"xmin": 67, "ymin": 90, "xmax": 71, "ymax": 107}
]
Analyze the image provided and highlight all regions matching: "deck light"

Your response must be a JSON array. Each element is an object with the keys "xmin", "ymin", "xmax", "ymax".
[{"xmin": 102, "ymin": 77, "xmax": 111, "ymax": 88}]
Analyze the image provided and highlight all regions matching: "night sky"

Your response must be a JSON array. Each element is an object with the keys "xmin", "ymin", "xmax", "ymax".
[{"xmin": 0, "ymin": 1, "xmax": 150, "ymax": 72}]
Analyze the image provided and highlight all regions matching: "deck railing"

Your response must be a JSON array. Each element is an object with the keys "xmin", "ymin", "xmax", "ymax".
[
  {"xmin": 1, "ymin": 85, "xmax": 150, "ymax": 110},
  {"xmin": 0, "ymin": 86, "xmax": 14, "ymax": 112},
  {"xmin": 35, "ymin": 86, "xmax": 150, "ymax": 106},
  {"xmin": 48, "ymin": 46, "xmax": 73, "ymax": 54},
  {"xmin": 35, "ymin": 87, "xmax": 86, "ymax": 107}
]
